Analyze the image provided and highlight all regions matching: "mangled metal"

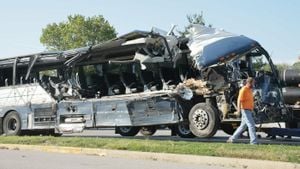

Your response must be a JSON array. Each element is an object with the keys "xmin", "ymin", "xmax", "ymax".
[
  {"xmin": 187, "ymin": 25, "xmax": 258, "ymax": 68},
  {"xmin": 175, "ymin": 78, "xmax": 212, "ymax": 100}
]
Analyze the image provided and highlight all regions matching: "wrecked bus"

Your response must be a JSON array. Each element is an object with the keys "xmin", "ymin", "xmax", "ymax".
[{"xmin": 0, "ymin": 24, "xmax": 298, "ymax": 138}]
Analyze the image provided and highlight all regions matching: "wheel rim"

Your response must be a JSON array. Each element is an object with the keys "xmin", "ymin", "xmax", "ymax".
[
  {"xmin": 8, "ymin": 118, "xmax": 17, "ymax": 131},
  {"xmin": 119, "ymin": 127, "xmax": 132, "ymax": 133},
  {"xmin": 178, "ymin": 122, "xmax": 191, "ymax": 135},
  {"xmin": 192, "ymin": 109, "xmax": 209, "ymax": 130}
]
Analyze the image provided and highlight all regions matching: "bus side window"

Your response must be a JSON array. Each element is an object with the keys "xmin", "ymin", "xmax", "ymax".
[
  {"xmin": 16, "ymin": 68, "xmax": 29, "ymax": 85},
  {"xmin": 39, "ymin": 69, "xmax": 58, "ymax": 79},
  {"xmin": 1, "ymin": 69, "xmax": 13, "ymax": 86},
  {"xmin": 0, "ymin": 73, "xmax": 3, "ymax": 87},
  {"xmin": 38, "ymin": 69, "xmax": 58, "ymax": 90}
]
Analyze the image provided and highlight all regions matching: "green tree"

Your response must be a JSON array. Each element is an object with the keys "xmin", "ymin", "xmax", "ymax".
[
  {"xmin": 275, "ymin": 63, "xmax": 291, "ymax": 72},
  {"xmin": 292, "ymin": 62, "xmax": 300, "ymax": 70},
  {"xmin": 179, "ymin": 12, "xmax": 212, "ymax": 36},
  {"xmin": 40, "ymin": 14, "xmax": 117, "ymax": 51}
]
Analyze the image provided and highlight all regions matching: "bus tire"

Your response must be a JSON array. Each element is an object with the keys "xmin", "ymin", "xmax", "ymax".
[
  {"xmin": 175, "ymin": 121, "xmax": 196, "ymax": 138},
  {"xmin": 189, "ymin": 103, "xmax": 220, "ymax": 138},
  {"xmin": 140, "ymin": 126, "xmax": 157, "ymax": 136},
  {"xmin": 3, "ymin": 111, "xmax": 22, "ymax": 136},
  {"xmin": 116, "ymin": 126, "xmax": 140, "ymax": 136}
]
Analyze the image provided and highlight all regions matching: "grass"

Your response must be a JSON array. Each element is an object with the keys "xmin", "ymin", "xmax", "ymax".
[{"xmin": 0, "ymin": 136, "xmax": 299, "ymax": 163}]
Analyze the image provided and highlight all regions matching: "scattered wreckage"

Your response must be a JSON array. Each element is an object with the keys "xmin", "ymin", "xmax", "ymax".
[{"xmin": 0, "ymin": 24, "xmax": 299, "ymax": 138}]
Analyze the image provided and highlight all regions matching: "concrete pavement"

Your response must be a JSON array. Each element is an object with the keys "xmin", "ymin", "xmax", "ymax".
[
  {"xmin": 0, "ymin": 144, "xmax": 299, "ymax": 169},
  {"xmin": 0, "ymin": 149, "xmax": 231, "ymax": 169}
]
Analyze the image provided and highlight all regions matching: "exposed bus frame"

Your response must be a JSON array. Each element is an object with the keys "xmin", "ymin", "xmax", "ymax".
[{"xmin": 0, "ymin": 37, "xmax": 182, "ymax": 135}]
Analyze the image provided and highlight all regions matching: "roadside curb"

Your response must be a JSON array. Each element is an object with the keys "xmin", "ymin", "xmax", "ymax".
[{"xmin": 0, "ymin": 144, "xmax": 299, "ymax": 169}]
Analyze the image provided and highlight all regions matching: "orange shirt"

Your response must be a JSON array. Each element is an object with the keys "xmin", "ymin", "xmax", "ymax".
[{"xmin": 238, "ymin": 86, "xmax": 254, "ymax": 111}]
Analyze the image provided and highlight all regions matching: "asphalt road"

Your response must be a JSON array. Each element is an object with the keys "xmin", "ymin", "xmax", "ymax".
[
  {"xmin": 64, "ymin": 128, "xmax": 300, "ymax": 145},
  {"xmin": 0, "ymin": 149, "xmax": 233, "ymax": 169}
]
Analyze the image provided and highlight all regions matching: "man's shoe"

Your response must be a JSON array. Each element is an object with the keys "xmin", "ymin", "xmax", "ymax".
[{"xmin": 226, "ymin": 138, "xmax": 234, "ymax": 143}]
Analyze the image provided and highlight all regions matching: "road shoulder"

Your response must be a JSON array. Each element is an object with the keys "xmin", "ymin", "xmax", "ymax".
[{"xmin": 0, "ymin": 143, "xmax": 299, "ymax": 169}]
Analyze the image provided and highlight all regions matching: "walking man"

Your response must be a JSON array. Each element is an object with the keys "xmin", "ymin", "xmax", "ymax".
[{"xmin": 227, "ymin": 77, "xmax": 258, "ymax": 144}]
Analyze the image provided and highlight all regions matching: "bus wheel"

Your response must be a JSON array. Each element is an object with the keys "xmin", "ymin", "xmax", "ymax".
[
  {"xmin": 140, "ymin": 126, "xmax": 157, "ymax": 136},
  {"xmin": 189, "ymin": 103, "xmax": 219, "ymax": 138},
  {"xmin": 3, "ymin": 111, "xmax": 22, "ymax": 136},
  {"xmin": 116, "ymin": 126, "xmax": 140, "ymax": 136},
  {"xmin": 176, "ymin": 121, "xmax": 196, "ymax": 138}
]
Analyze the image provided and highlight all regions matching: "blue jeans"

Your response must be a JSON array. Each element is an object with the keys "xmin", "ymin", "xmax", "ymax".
[{"xmin": 230, "ymin": 109, "xmax": 258, "ymax": 144}]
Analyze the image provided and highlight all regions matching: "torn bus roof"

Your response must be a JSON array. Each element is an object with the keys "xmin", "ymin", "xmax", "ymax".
[
  {"xmin": 62, "ymin": 25, "xmax": 260, "ymax": 69},
  {"xmin": 63, "ymin": 29, "xmax": 174, "ymax": 66},
  {"xmin": 187, "ymin": 25, "xmax": 259, "ymax": 68},
  {"xmin": 62, "ymin": 31, "xmax": 151, "ymax": 67},
  {"xmin": 0, "ymin": 51, "xmax": 65, "ymax": 69},
  {"xmin": 0, "ymin": 25, "xmax": 260, "ymax": 70}
]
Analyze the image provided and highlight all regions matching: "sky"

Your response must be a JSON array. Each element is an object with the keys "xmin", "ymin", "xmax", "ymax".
[{"xmin": 0, "ymin": 0, "xmax": 299, "ymax": 64}]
